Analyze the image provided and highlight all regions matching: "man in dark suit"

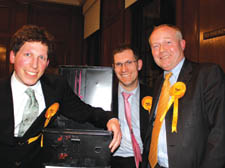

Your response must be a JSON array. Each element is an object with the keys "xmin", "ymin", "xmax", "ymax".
[
  {"xmin": 142, "ymin": 24, "xmax": 225, "ymax": 168},
  {"xmin": 0, "ymin": 25, "xmax": 121, "ymax": 168},
  {"xmin": 111, "ymin": 45, "xmax": 153, "ymax": 168}
]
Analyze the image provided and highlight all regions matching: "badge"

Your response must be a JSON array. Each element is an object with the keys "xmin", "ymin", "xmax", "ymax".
[
  {"xmin": 28, "ymin": 102, "xmax": 60, "ymax": 147},
  {"xmin": 142, "ymin": 96, "xmax": 153, "ymax": 113},
  {"xmin": 160, "ymin": 82, "xmax": 186, "ymax": 133}
]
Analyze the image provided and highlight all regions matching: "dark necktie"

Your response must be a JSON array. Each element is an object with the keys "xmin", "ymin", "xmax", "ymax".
[
  {"xmin": 122, "ymin": 92, "xmax": 142, "ymax": 168},
  {"xmin": 18, "ymin": 88, "xmax": 39, "ymax": 137}
]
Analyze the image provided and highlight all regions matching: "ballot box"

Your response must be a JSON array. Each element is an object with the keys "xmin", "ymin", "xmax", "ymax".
[
  {"xmin": 43, "ymin": 129, "xmax": 112, "ymax": 168},
  {"xmin": 43, "ymin": 66, "xmax": 114, "ymax": 167},
  {"xmin": 55, "ymin": 65, "xmax": 113, "ymax": 129}
]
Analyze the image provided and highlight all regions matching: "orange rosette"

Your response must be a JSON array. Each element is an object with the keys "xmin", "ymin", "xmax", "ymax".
[
  {"xmin": 160, "ymin": 82, "xmax": 186, "ymax": 133},
  {"xmin": 142, "ymin": 96, "xmax": 153, "ymax": 113},
  {"xmin": 44, "ymin": 102, "xmax": 59, "ymax": 127},
  {"xmin": 28, "ymin": 102, "xmax": 59, "ymax": 147}
]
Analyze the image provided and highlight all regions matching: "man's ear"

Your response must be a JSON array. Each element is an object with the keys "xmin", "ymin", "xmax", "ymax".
[
  {"xmin": 137, "ymin": 59, "xmax": 143, "ymax": 71},
  {"xmin": 46, "ymin": 59, "xmax": 50, "ymax": 67},
  {"xmin": 9, "ymin": 51, "xmax": 16, "ymax": 64},
  {"xmin": 180, "ymin": 39, "xmax": 186, "ymax": 51}
]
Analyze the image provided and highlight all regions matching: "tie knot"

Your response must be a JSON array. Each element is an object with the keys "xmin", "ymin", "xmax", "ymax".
[
  {"xmin": 122, "ymin": 92, "xmax": 132, "ymax": 100},
  {"xmin": 165, "ymin": 72, "xmax": 172, "ymax": 81},
  {"xmin": 25, "ymin": 88, "xmax": 35, "ymax": 98}
]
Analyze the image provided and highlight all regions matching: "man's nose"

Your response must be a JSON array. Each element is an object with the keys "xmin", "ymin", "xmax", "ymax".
[
  {"xmin": 121, "ymin": 63, "xmax": 128, "ymax": 71},
  {"xmin": 160, "ymin": 45, "xmax": 165, "ymax": 52},
  {"xmin": 31, "ymin": 57, "xmax": 38, "ymax": 68}
]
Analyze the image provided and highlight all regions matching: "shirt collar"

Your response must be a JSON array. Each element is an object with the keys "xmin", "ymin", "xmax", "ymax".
[
  {"xmin": 11, "ymin": 71, "xmax": 41, "ymax": 94},
  {"xmin": 119, "ymin": 82, "xmax": 140, "ymax": 96},
  {"xmin": 164, "ymin": 58, "xmax": 185, "ymax": 82}
]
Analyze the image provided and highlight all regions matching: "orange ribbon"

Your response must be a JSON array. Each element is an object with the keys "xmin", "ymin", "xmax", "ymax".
[
  {"xmin": 160, "ymin": 82, "xmax": 186, "ymax": 133},
  {"xmin": 142, "ymin": 96, "xmax": 153, "ymax": 113},
  {"xmin": 28, "ymin": 102, "xmax": 59, "ymax": 147}
]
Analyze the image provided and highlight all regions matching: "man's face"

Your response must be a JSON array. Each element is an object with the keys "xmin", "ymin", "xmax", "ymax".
[
  {"xmin": 149, "ymin": 26, "xmax": 185, "ymax": 71},
  {"xmin": 10, "ymin": 41, "xmax": 49, "ymax": 86},
  {"xmin": 113, "ymin": 49, "xmax": 142, "ymax": 91}
]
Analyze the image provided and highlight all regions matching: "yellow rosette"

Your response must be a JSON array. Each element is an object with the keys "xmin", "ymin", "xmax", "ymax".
[
  {"xmin": 28, "ymin": 102, "xmax": 59, "ymax": 147},
  {"xmin": 142, "ymin": 96, "xmax": 153, "ymax": 113},
  {"xmin": 160, "ymin": 82, "xmax": 186, "ymax": 133},
  {"xmin": 44, "ymin": 102, "xmax": 59, "ymax": 127}
]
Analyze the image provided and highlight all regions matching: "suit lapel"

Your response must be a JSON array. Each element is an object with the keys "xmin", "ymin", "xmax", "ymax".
[
  {"xmin": 166, "ymin": 60, "xmax": 193, "ymax": 146},
  {"xmin": 139, "ymin": 84, "xmax": 153, "ymax": 141},
  {"xmin": 112, "ymin": 81, "xmax": 119, "ymax": 117},
  {"xmin": 149, "ymin": 75, "xmax": 164, "ymax": 122},
  {"xmin": 0, "ymin": 78, "xmax": 15, "ymax": 145},
  {"xmin": 41, "ymin": 76, "xmax": 59, "ymax": 107}
]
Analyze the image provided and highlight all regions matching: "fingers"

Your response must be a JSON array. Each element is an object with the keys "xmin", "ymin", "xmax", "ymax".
[
  {"xmin": 106, "ymin": 118, "xmax": 122, "ymax": 152},
  {"xmin": 109, "ymin": 128, "xmax": 122, "ymax": 152}
]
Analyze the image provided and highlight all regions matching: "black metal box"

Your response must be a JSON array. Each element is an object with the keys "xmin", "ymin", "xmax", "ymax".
[
  {"xmin": 43, "ymin": 66, "xmax": 114, "ymax": 167},
  {"xmin": 43, "ymin": 129, "xmax": 112, "ymax": 168}
]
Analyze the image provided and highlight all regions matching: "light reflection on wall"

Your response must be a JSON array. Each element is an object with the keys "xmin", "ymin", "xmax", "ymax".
[{"xmin": 0, "ymin": 46, "xmax": 6, "ymax": 62}]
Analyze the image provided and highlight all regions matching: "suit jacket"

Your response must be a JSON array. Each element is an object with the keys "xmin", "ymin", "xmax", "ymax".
[
  {"xmin": 112, "ymin": 82, "xmax": 153, "ymax": 154},
  {"xmin": 0, "ymin": 73, "xmax": 114, "ymax": 168},
  {"xmin": 142, "ymin": 59, "xmax": 225, "ymax": 168}
]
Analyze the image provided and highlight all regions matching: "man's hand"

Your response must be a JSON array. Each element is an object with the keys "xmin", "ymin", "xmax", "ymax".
[{"xmin": 106, "ymin": 118, "xmax": 122, "ymax": 152}]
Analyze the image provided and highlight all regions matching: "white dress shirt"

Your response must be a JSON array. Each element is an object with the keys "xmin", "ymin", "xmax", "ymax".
[{"xmin": 11, "ymin": 72, "xmax": 46, "ymax": 137}]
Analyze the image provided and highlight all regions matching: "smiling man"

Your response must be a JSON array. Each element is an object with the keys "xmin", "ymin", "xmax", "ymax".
[
  {"xmin": 0, "ymin": 25, "xmax": 121, "ymax": 168},
  {"xmin": 143, "ymin": 24, "xmax": 225, "ymax": 168},
  {"xmin": 111, "ymin": 44, "xmax": 153, "ymax": 168}
]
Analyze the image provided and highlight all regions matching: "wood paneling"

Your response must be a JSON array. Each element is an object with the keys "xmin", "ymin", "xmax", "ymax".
[
  {"xmin": 0, "ymin": 0, "xmax": 28, "ymax": 76},
  {"xmin": 0, "ymin": 5, "xmax": 11, "ymax": 33},
  {"xmin": 176, "ymin": 0, "xmax": 225, "ymax": 72},
  {"xmin": 101, "ymin": 0, "xmax": 123, "ymax": 29},
  {"xmin": 100, "ymin": 0, "xmax": 125, "ymax": 66},
  {"xmin": 176, "ymin": 0, "xmax": 200, "ymax": 62},
  {"xmin": 29, "ymin": 2, "xmax": 83, "ymax": 66},
  {"xmin": 199, "ymin": 0, "xmax": 225, "ymax": 71},
  {"xmin": 101, "ymin": 18, "xmax": 125, "ymax": 66}
]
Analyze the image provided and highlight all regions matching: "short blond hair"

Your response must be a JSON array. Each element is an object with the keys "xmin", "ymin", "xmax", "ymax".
[{"xmin": 150, "ymin": 24, "xmax": 183, "ymax": 40}]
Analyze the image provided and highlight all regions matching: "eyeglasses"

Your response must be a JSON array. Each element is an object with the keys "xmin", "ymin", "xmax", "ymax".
[{"xmin": 114, "ymin": 60, "xmax": 137, "ymax": 68}]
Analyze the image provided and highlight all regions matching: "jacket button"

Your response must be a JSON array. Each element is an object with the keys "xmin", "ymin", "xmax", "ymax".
[
  {"xmin": 15, "ymin": 161, "xmax": 21, "ymax": 167},
  {"xmin": 18, "ymin": 141, "xmax": 24, "ymax": 146}
]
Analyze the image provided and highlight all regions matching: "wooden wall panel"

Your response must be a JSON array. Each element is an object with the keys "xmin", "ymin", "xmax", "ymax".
[
  {"xmin": 176, "ymin": 0, "xmax": 225, "ymax": 72},
  {"xmin": 100, "ymin": 0, "xmax": 125, "ymax": 66},
  {"xmin": 0, "ymin": 3, "xmax": 11, "ymax": 77},
  {"xmin": 29, "ymin": 2, "xmax": 83, "ymax": 67},
  {"xmin": 199, "ymin": 0, "xmax": 225, "ymax": 71},
  {"xmin": 178, "ymin": 0, "xmax": 200, "ymax": 62},
  {"xmin": 13, "ymin": 7, "xmax": 29, "ymax": 33},
  {"xmin": 101, "ymin": 15, "xmax": 125, "ymax": 66},
  {"xmin": 0, "ymin": 5, "xmax": 11, "ymax": 33},
  {"xmin": 124, "ymin": 9, "xmax": 132, "ymax": 44},
  {"xmin": 101, "ymin": 0, "xmax": 123, "ymax": 29},
  {"xmin": 0, "ymin": 1, "xmax": 28, "ymax": 76}
]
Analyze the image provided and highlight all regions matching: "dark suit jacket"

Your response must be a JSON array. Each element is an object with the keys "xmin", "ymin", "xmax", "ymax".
[
  {"xmin": 0, "ymin": 73, "xmax": 114, "ymax": 168},
  {"xmin": 112, "ymin": 83, "xmax": 153, "ymax": 154},
  {"xmin": 142, "ymin": 59, "xmax": 225, "ymax": 168}
]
